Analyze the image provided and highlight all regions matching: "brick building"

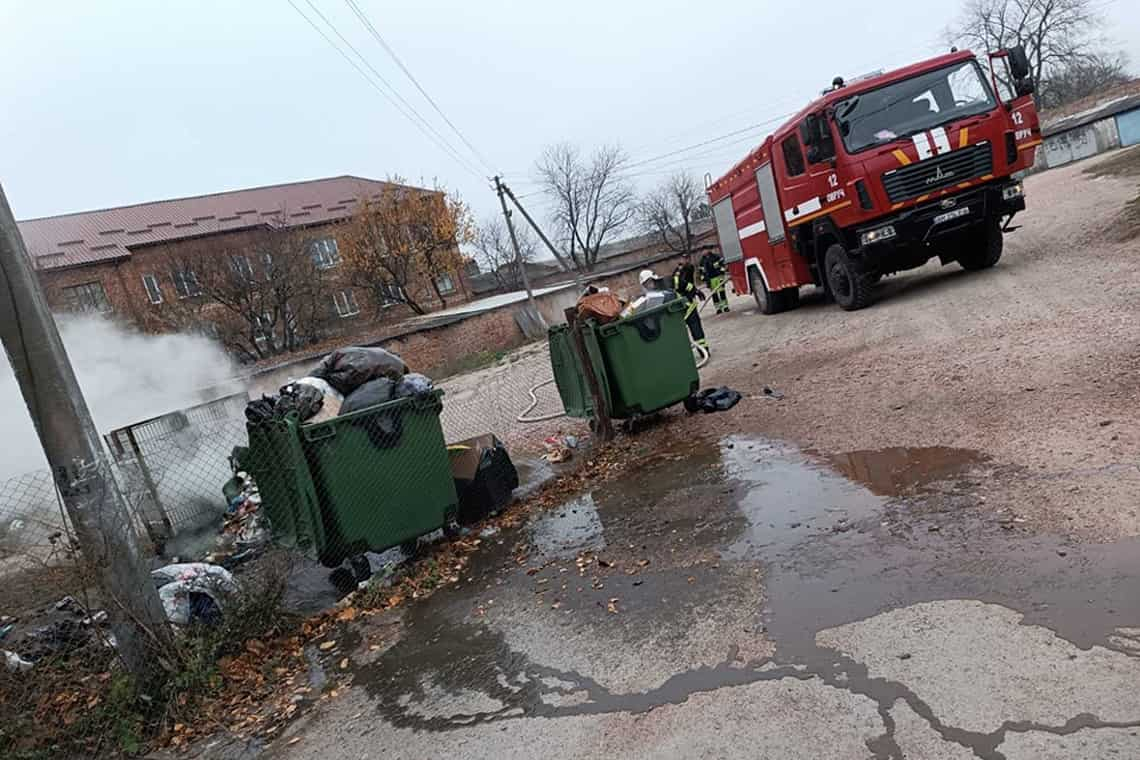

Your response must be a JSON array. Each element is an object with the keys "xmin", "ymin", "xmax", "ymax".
[{"xmin": 17, "ymin": 175, "xmax": 470, "ymax": 360}]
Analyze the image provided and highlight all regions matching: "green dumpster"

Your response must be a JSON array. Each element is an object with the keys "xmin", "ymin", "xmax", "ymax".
[
  {"xmin": 243, "ymin": 390, "xmax": 458, "ymax": 566},
  {"xmin": 549, "ymin": 298, "xmax": 699, "ymax": 421},
  {"xmin": 596, "ymin": 298, "xmax": 699, "ymax": 416}
]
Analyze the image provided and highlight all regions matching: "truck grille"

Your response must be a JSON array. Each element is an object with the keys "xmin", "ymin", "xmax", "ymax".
[{"xmin": 882, "ymin": 141, "xmax": 993, "ymax": 203}]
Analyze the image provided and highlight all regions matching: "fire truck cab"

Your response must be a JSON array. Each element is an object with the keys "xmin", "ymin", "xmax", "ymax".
[{"xmin": 708, "ymin": 46, "xmax": 1041, "ymax": 312}]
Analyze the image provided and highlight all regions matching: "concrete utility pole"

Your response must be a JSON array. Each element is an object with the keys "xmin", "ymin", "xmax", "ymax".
[
  {"xmin": 500, "ymin": 181, "xmax": 584, "ymax": 289},
  {"xmin": 0, "ymin": 182, "xmax": 172, "ymax": 679},
  {"xmin": 494, "ymin": 176, "xmax": 546, "ymax": 330}
]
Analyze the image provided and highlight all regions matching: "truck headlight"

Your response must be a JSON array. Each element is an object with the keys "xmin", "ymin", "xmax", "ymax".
[
  {"xmin": 1002, "ymin": 182, "xmax": 1024, "ymax": 201},
  {"xmin": 860, "ymin": 225, "xmax": 896, "ymax": 246}
]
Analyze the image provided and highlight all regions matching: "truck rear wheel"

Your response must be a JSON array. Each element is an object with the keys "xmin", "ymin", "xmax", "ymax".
[
  {"xmin": 958, "ymin": 221, "xmax": 1003, "ymax": 271},
  {"xmin": 748, "ymin": 267, "xmax": 799, "ymax": 314},
  {"xmin": 824, "ymin": 244, "xmax": 873, "ymax": 311}
]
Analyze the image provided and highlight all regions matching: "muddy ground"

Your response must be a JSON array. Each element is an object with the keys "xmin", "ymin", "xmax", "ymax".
[{"xmin": 197, "ymin": 150, "xmax": 1140, "ymax": 759}]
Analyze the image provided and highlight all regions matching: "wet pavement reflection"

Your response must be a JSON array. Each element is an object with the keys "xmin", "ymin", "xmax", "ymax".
[{"xmin": 346, "ymin": 434, "xmax": 1140, "ymax": 746}]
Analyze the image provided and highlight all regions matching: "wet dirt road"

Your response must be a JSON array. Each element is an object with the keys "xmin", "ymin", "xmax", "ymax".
[
  {"xmin": 268, "ymin": 430, "xmax": 1140, "ymax": 759},
  {"xmin": 253, "ymin": 154, "xmax": 1140, "ymax": 759}
]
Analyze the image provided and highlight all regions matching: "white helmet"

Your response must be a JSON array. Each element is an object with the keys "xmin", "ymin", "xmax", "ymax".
[{"xmin": 638, "ymin": 269, "xmax": 655, "ymax": 285}]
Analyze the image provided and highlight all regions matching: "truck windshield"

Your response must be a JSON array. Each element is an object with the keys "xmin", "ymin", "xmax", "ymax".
[{"xmin": 834, "ymin": 60, "xmax": 996, "ymax": 153}]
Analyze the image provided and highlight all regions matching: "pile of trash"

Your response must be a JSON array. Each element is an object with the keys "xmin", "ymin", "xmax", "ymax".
[
  {"xmin": 543, "ymin": 433, "xmax": 579, "ymax": 463},
  {"xmin": 1, "ymin": 563, "xmax": 242, "ymax": 672},
  {"xmin": 2, "ymin": 596, "xmax": 110, "ymax": 673},
  {"xmin": 152, "ymin": 562, "xmax": 239, "ymax": 627},
  {"xmin": 244, "ymin": 346, "xmax": 435, "ymax": 427},
  {"xmin": 203, "ymin": 467, "xmax": 271, "ymax": 567}
]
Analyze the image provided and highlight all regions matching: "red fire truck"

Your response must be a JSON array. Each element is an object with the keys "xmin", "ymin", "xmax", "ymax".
[{"xmin": 708, "ymin": 46, "xmax": 1041, "ymax": 312}]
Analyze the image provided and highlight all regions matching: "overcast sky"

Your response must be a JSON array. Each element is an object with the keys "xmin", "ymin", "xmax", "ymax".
[{"xmin": 2, "ymin": 0, "xmax": 1137, "ymax": 230}]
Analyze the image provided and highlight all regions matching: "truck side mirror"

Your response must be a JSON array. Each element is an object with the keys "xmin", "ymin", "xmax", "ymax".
[{"xmin": 1007, "ymin": 45, "xmax": 1030, "ymax": 80}]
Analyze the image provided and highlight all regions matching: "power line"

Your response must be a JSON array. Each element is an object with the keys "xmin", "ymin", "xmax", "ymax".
[
  {"xmin": 343, "ymin": 0, "xmax": 497, "ymax": 174},
  {"xmin": 286, "ymin": 0, "xmax": 484, "ymax": 180}
]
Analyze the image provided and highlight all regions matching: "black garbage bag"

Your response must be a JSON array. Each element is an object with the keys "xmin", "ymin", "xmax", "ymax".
[
  {"xmin": 311, "ymin": 347, "xmax": 407, "ymax": 396},
  {"xmin": 448, "ymin": 435, "xmax": 519, "ymax": 523},
  {"xmin": 245, "ymin": 395, "xmax": 278, "ymax": 425},
  {"xmin": 340, "ymin": 378, "xmax": 402, "ymax": 449},
  {"xmin": 340, "ymin": 377, "xmax": 396, "ymax": 415},
  {"xmin": 394, "ymin": 372, "xmax": 434, "ymax": 399},
  {"xmin": 691, "ymin": 386, "xmax": 742, "ymax": 413},
  {"xmin": 278, "ymin": 382, "xmax": 324, "ymax": 422}
]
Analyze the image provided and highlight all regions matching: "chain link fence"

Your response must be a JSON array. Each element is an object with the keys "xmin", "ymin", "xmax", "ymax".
[{"xmin": 0, "ymin": 339, "xmax": 579, "ymax": 757}]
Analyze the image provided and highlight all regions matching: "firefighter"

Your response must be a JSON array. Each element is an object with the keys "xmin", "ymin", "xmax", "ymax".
[
  {"xmin": 699, "ymin": 248, "xmax": 730, "ymax": 315},
  {"xmin": 672, "ymin": 256, "xmax": 708, "ymax": 351}
]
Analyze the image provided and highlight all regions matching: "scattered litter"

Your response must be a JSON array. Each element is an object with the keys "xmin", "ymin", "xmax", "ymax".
[
  {"xmin": 606, "ymin": 598, "xmax": 619, "ymax": 614},
  {"xmin": 762, "ymin": 386, "xmax": 785, "ymax": 400},
  {"xmin": 543, "ymin": 434, "xmax": 576, "ymax": 463},
  {"xmin": 4, "ymin": 650, "xmax": 33, "ymax": 673}
]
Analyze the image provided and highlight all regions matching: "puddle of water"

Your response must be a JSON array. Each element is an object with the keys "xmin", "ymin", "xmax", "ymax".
[
  {"xmin": 529, "ymin": 494, "xmax": 605, "ymax": 559},
  {"xmin": 827, "ymin": 446, "xmax": 987, "ymax": 497},
  {"xmin": 350, "ymin": 432, "xmax": 1140, "ymax": 744},
  {"xmin": 720, "ymin": 436, "xmax": 884, "ymax": 560}
]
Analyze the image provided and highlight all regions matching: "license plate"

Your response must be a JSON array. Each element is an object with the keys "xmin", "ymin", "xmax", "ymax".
[{"xmin": 933, "ymin": 206, "xmax": 970, "ymax": 225}]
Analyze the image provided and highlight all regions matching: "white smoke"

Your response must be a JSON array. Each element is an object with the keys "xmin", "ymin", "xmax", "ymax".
[{"xmin": 0, "ymin": 315, "xmax": 242, "ymax": 481}]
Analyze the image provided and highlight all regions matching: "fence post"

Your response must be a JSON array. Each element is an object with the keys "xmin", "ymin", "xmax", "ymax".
[
  {"xmin": 564, "ymin": 307, "xmax": 614, "ymax": 442},
  {"xmin": 124, "ymin": 427, "xmax": 173, "ymax": 542}
]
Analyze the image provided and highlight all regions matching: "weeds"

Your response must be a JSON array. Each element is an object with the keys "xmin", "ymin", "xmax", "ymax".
[{"xmin": 0, "ymin": 552, "xmax": 296, "ymax": 758}]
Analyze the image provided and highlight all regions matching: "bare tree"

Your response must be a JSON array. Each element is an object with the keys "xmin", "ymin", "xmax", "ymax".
[
  {"xmin": 945, "ymin": 0, "xmax": 1127, "ymax": 105},
  {"xmin": 152, "ymin": 219, "xmax": 333, "ymax": 361},
  {"xmin": 472, "ymin": 218, "xmax": 540, "ymax": 291},
  {"xmin": 1040, "ymin": 53, "xmax": 1132, "ymax": 109},
  {"xmin": 536, "ymin": 143, "xmax": 637, "ymax": 272},
  {"xmin": 639, "ymin": 172, "xmax": 712, "ymax": 256}
]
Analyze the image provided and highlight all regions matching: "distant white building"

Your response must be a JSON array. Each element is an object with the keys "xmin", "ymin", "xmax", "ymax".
[{"xmin": 1037, "ymin": 84, "xmax": 1140, "ymax": 170}]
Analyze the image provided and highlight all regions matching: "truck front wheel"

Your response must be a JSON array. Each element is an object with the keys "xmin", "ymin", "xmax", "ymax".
[
  {"xmin": 958, "ymin": 221, "xmax": 1003, "ymax": 271},
  {"xmin": 824, "ymin": 244, "xmax": 873, "ymax": 311},
  {"xmin": 749, "ymin": 267, "xmax": 799, "ymax": 314}
]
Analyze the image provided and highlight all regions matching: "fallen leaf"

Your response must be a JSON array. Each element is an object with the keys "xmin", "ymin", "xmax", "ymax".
[
  {"xmin": 637, "ymin": 559, "xmax": 650, "ymax": 567},
  {"xmin": 336, "ymin": 606, "xmax": 358, "ymax": 622},
  {"xmin": 318, "ymin": 641, "xmax": 337, "ymax": 651},
  {"xmin": 339, "ymin": 658, "xmax": 350, "ymax": 669},
  {"xmin": 287, "ymin": 737, "xmax": 301, "ymax": 745},
  {"xmin": 597, "ymin": 558, "xmax": 613, "ymax": 568},
  {"xmin": 607, "ymin": 598, "xmax": 619, "ymax": 614}
]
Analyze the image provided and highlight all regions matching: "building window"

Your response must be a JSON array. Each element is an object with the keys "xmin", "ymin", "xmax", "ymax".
[
  {"xmin": 61, "ymin": 281, "xmax": 111, "ymax": 313},
  {"xmin": 781, "ymin": 134, "xmax": 806, "ymax": 177},
  {"xmin": 377, "ymin": 281, "xmax": 404, "ymax": 306},
  {"xmin": 261, "ymin": 252, "xmax": 274, "ymax": 281},
  {"xmin": 141, "ymin": 274, "xmax": 163, "ymax": 305},
  {"xmin": 254, "ymin": 312, "xmax": 274, "ymax": 345},
  {"xmin": 434, "ymin": 272, "xmax": 456, "ymax": 295},
  {"xmin": 171, "ymin": 268, "xmax": 202, "ymax": 298},
  {"xmin": 310, "ymin": 237, "xmax": 340, "ymax": 269},
  {"xmin": 229, "ymin": 255, "xmax": 254, "ymax": 282},
  {"xmin": 333, "ymin": 289, "xmax": 360, "ymax": 318}
]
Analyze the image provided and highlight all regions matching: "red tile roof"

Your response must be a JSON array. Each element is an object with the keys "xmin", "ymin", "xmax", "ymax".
[{"xmin": 17, "ymin": 175, "xmax": 414, "ymax": 271}]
